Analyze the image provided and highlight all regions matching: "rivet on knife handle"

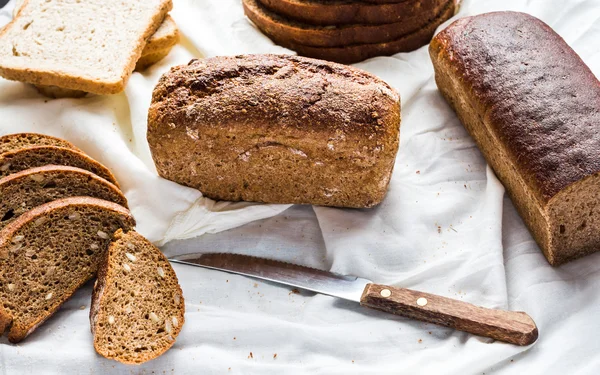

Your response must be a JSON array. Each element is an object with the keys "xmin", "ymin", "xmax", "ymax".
[{"xmin": 360, "ymin": 283, "xmax": 538, "ymax": 346}]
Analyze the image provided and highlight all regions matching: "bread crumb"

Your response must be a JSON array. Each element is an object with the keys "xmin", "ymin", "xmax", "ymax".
[
  {"xmin": 289, "ymin": 288, "xmax": 300, "ymax": 295},
  {"xmin": 233, "ymin": 337, "xmax": 236, "ymax": 340},
  {"xmin": 273, "ymin": 353, "xmax": 277, "ymax": 359},
  {"xmin": 253, "ymin": 283, "xmax": 258, "ymax": 288},
  {"xmin": 418, "ymin": 339, "xmax": 422, "ymax": 343},
  {"xmin": 248, "ymin": 352, "xmax": 253, "ymax": 359},
  {"xmin": 80, "ymin": 305, "xmax": 86, "ymax": 310},
  {"xmin": 416, "ymin": 170, "xmax": 420, "ymax": 174}
]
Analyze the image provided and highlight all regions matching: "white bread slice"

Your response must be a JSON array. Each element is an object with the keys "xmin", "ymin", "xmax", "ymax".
[{"xmin": 0, "ymin": 0, "xmax": 173, "ymax": 95}]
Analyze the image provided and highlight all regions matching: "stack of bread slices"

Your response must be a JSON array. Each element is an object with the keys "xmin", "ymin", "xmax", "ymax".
[
  {"xmin": 0, "ymin": 0, "xmax": 179, "ymax": 98},
  {"xmin": 0, "ymin": 133, "xmax": 184, "ymax": 364},
  {"xmin": 243, "ymin": 0, "xmax": 457, "ymax": 64}
]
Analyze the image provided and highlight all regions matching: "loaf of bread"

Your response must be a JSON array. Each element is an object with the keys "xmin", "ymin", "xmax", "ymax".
[
  {"xmin": 430, "ymin": 11, "xmax": 600, "ymax": 266},
  {"xmin": 91, "ymin": 230, "xmax": 185, "ymax": 364},
  {"xmin": 148, "ymin": 54, "xmax": 400, "ymax": 208},
  {"xmin": 0, "ymin": 197, "xmax": 135, "ymax": 342}
]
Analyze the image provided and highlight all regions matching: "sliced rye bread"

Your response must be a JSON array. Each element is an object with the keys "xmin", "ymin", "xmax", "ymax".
[
  {"xmin": 257, "ymin": 0, "xmax": 447, "ymax": 26},
  {"xmin": 0, "ymin": 146, "xmax": 119, "ymax": 187},
  {"xmin": 0, "ymin": 0, "xmax": 173, "ymax": 95},
  {"xmin": 0, "ymin": 165, "xmax": 128, "ymax": 230},
  {"xmin": 30, "ymin": 16, "xmax": 179, "ymax": 99},
  {"xmin": 244, "ymin": 0, "xmax": 450, "ymax": 47},
  {"xmin": 261, "ymin": 1, "xmax": 455, "ymax": 64},
  {"xmin": 91, "ymin": 230, "xmax": 184, "ymax": 364},
  {"xmin": 0, "ymin": 197, "xmax": 135, "ymax": 343},
  {"xmin": 0, "ymin": 132, "xmax": 80, "ymax": 154}
]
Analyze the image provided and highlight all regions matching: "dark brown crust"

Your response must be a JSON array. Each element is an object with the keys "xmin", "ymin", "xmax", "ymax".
[
  {"xmin": 259, "ymin": 1, "xmax": 454, "ymax": 64},
  {"xmin": 147, "ymin": 54, "xmax": 400, "ymax": 208},
  {"xmin": 430, "ymin": 12, "xmax": 600, "ymax": 202},
  {"xmin": 257, "ymin": 0, "xmax": 446, "ymax": 26},
  {"xmin": 0, "ymin": 133, "xmax": 81, "ymax": 154},
  {"xmin": 244, "ymin": 0, "xmax": 450, "ymax": 47},
  {"xmin": 0, "ymin": 146, "xmax": 120, "ymax": 188},
  {"xmin": 91, "ymin": 230, "xmax": 185, "ymax": 364},
  {"xmin": 0, "ymin": 197, "xmax": 135, "ymax": 342}
]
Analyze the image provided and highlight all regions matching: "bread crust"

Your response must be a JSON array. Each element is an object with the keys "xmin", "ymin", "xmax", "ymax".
[
  {"xmin": 253, "ymin": 1, "xmax": 455, "ymax": 64},
  {"xmin": 148, "ymin": 54, "xmax": 400, "ymax": 208},
  {"xmin": 430, "ymin": 12, "xmax": 600, "ymax": 265},
  {"xmin": 257, "ymin": 0, "xmax": 447, "ymax": 26},
  {"xmin": 0, "ymin": 132, "xmax": 80, "ymax": 154},
  {"xmin": 244, "ymin": 0, "xmax": 450, "ymax": 47},
  {"xmin": 0, "ymin": 197, "xmax": 135, "ymax": 342}
]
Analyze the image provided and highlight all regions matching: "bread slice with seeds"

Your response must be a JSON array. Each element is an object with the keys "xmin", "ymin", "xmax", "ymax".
[
  {"xmin": 91, "ymin": 230, "xmax": 184, "ymax": 364},
  {"xmin": 0, "ymin": 165, "xmax": 127, "ymax": 230},
  {"xmin": 0, "ymin": 146, "xmax": 119, "ymax": 187},
  {"xmin": 0, "ymin": 133, "xmax": 80, "ymax": 154},
  {"xmin": 0, "ymin": 197, "xmax": 135, "ymax": 343}
]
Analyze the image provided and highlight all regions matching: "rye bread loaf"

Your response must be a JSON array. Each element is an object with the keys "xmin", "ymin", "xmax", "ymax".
[
  {"xmin": 244, "ymin": 0, "xmax": 450, "ymax": 47},
  {"xmin": 0, "ymin": 132, "xmax": 80, "ymax": 154},
  {"xmin": 257, "ymin": 0, "xmax": 446, "ymax": 26},
  {"xmin": 0, "ymin": 165, "xmax": 127, "ymax": 230},
  {"xmin": 147, "ymin": 54, "xmax": 400, "ymax": 208},
  {"xmin": 0, "ymin": 0, "xmax": 173, "ymax": 95},
  {"xmin": 91, "ymin": 230, "xmax": 185, "ymax": 364},
  {"xmin": 254, "ymin": 1, "xmax": 454, "ymax": 64},
  {"xmin": 430, "ymin": 12, "xmax": 600, "ymax": 266},
  {"xmin": 0, "ymin": 146, "xmax": 118, "ymax": 187},
  {"xmin": 0, "ymin": 197, "xmax": 135, "ymax": 343}
]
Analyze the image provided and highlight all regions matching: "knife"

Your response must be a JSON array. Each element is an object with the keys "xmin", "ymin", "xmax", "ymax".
[{"xmin": 170, "ymin": 253, "xmax": 538, "ymax": 346}]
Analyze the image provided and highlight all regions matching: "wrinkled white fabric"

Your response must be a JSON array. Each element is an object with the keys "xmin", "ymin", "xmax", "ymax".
[{"xmin": 1, "ymin": 0, "xmax": 600, "ymax": 373}]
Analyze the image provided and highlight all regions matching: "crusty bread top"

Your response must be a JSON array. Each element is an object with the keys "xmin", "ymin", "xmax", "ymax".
[
  {"xmin": 0, "ymin": 0, "xmax": 173, "ymax": 94},
  {"xmin": 150, "ymin": 54, "xmax": 399, "ymax": 137},
  {"xmin": 430, "ymin": 11, "xmax": 600, "ymax": 202}
]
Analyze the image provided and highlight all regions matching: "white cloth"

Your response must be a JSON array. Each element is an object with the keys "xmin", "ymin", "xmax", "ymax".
[{"xmin": 1, "ymin": 0, "xmax": 600, "ymax": 373}]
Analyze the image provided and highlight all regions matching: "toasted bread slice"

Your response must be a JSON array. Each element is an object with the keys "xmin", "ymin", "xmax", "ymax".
[
  {"xmin": 91, "ymin": 230, "xmax": 184, "ymax": 364},
  {"xmin": 0, "ymin": 0, "xmax": 173, "ymax": 95},
  {"xmin": 0, "ymin": 132, "xmax": 80, "ymax": 154},
  {"xmin": 0, "ymin": 146, "xmax": 119, "ymax": 187},
  {"xmin": 0, "ymin": 197, "xmax": 135, "ymax": 342},
  {"xmin": 244, "ymin": 0, "xmax": 449, "ymax": 47},
  {"xmin": 0, "ymin": 165, "xmax": 128, "ymax": 230}
]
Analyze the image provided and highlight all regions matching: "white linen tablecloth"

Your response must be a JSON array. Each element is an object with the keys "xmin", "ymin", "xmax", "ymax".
[{"xmin": 1, "ymin": 0, "xmax": 600, "ymax": 373}]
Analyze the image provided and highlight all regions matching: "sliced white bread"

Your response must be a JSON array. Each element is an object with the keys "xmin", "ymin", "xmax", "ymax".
[{"xmin": 0, "ymin": 0, "xmax": 173, "ymax": 95}]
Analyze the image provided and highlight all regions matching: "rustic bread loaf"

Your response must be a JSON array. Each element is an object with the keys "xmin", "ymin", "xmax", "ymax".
[
  {"xmin": 0, "ymin": 197, "xmax": 135, "ymax": 342},
  {"xmin": 244, "ymin": 0, "xmax": 450, "ymax": 47},
  {"xmin": 254, "ymin": 1, "xmax": 454, "ymax": 64},
  {"xmin": 0, "ymin": 165, "xmax": 127, "ymax": 230},
  {"xmin": 91, "ymin": 230, "xmax": 184, "ymax": 364},
  {"xmin": 430, "ymin": 11, "xmax": 600, "ymax": 266},
  {"xmin": 148, "ymin": 54, "xmax": 400, "ymax": 208},
  {"xmin": 0, "ymin": 132, "xmax": 80, "ymax": 154},
  {"xmin": 257, "ymin": 0, "xmax": 446, "ymax": 26},
  {"xmin": 0, "ymin": 0, "xmax": 172, "ymax": 95},
  {"xmin": 0, "ymin": 146, "xmax": 118, "ymax": 187}
]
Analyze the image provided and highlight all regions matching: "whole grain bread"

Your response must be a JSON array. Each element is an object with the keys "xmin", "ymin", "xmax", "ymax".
[
  {"xmin": 0, "ymin": 0, "xmax": 173, "ymax": 95},
  {"xmin": 0, "ymin": 197, "xmax": 135, "ymax": 342},
  {"xmin": 268, "ymin": 1, "xmax": 454, "ymax": 64},
  {"xmin": 91, "ymin": 230, "xmax": 184, "ymax": 364},
  {"xmin": 147, "ymin": 54, "xmax": 400, "ymax": 208},
  {"xmin": 244, "ymin": 0, "xmax": 449, "ymax": 47},
  {"xmin": 430, "ymin": 12, "xmax": 600, "ymax": 266},
  {"xmin": 0, "ymin": 146, "xmax": 119, "ymax": 187},
  {"xmin": 257, "ymin": 0, "xmax": 446, "ymax": 26},
  {"xmin": 30, "ymin": 15, "xmax": 179, "ymax": 99},
  {"xmin": 0, "ymin": 132, "xmax": 80, "ymax": 154},
  {"xmin": 0, "ymin": 165, "xmax": 127, "ymax": 230}
]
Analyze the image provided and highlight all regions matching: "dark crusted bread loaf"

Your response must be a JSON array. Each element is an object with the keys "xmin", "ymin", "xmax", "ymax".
[
  {"xmin": 244, "ymin": 0, "xmax": 450, "ymax": 47},
  {"xmin": 0, "ymin": 146, "xmax": 119, "ymax": 187},
  {"xmin": 148, "ymin": 54, "xmax": 400, "ymax": 208},
  {"xmin": 259, "ymin": 1, "xmax": 454, "ymax": 64},
  {"xmin": 0, "ymin": 197, "xmax": 135, "ymax": 342},
  {"xmin": 0, "ymin": 133, "xmax": 80, "ymax": 154},
  {"xmin": 257, "ymin": 0, "xmax": 446, "ymax": 26},
  {"xmin": 0, "ymin": 165, "xmax": 128, "ymax": 230},
  {"xmin": 430, "ymin": 12, "xmax": 600, "ymax": 266},
  {"xmin": 91, "ymin": 230, "xmax": 185, "ymax": 364}
]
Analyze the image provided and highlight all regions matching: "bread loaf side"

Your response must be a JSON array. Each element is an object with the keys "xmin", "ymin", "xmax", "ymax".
[
  {"xmin": 430, "ymin": 12, "xmax": 600, "ymax": 265},
  {"xmin": 148, "ymin": 54, "xmax": 400, "ymax": 208}
]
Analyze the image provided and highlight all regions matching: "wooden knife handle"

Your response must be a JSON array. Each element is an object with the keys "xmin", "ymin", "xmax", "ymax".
[{"xmin": 360, "ymin": 283, "xmax": 538, "ymax": 346}]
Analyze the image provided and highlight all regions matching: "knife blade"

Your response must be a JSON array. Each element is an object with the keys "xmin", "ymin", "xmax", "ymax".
[{"xmin": 170, "ymin": 253, "xmax": 538, "ymax": 346}]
